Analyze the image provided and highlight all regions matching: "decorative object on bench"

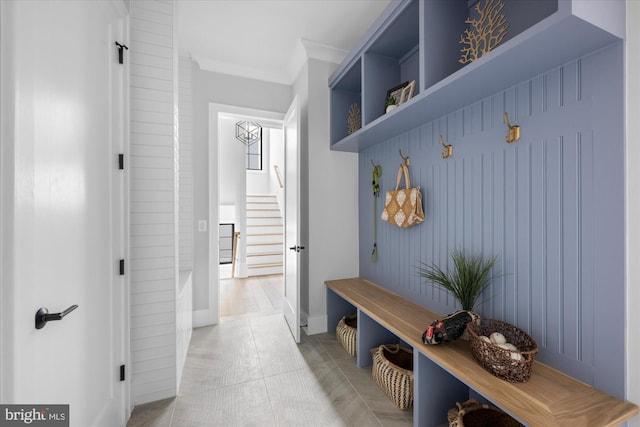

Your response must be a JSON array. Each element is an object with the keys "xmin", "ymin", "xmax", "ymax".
[
  {"xmin": 347, "ymin": 103, "xmax": 361, "ymax": 135},
  {"xmin": 417, "ymin": 250, "xmax": 498, "ymax": 311},
  {"xmin": 422, "ymin": 310, "xmax": 479, "ymax": 345},
  {"xmin": 459, "ymin": 0, "xmax": 509, "ymax": 65},
  {"xmin": 447, "ymin": 399, "xmax": 524, "ymax": 427},
  {"xmin": 467, "ymin": 318, "xmax": 538, "ymax": 382},
  {"xmin": 336, "ymin": 314, "xmax": 357, "ymax": 357},
  {"xmin": 370, "ymin": 161, "xmax": 381, "ymax": 263},
  {"xmin": 380, "ymin": 152, "xmax": 424, "ymax": 228},
  {"xmin": 371, "ymin": 344, "xmax": 414, "ymax": 410}
]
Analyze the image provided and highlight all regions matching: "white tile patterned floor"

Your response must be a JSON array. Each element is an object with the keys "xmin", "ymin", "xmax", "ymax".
[{"xmin": 127, "ymin": 276, "xmax": 414, "ymax": 427}]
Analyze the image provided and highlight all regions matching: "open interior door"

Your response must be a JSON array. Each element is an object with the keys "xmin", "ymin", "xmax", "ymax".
[{"xmin": 283, "ymin": 96, "xmax": 301, "ymax": 343}]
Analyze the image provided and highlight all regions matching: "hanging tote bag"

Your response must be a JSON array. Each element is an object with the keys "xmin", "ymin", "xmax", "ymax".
[{"xmin": 381, "ymin": 164, "xmax": 425, "ymax": 228}]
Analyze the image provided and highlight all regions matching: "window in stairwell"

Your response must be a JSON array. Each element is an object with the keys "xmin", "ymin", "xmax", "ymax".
[
  {"xmin": 246, "ymin": 134, "xmax": 262, "ymax": 171},
  {"xmin": 235, "ymin": 120, "xmax": 263, "ymax": 171}
]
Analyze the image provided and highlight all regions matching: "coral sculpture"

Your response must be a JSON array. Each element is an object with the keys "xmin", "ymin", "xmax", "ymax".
[
  {"xmin": 347, "ymin": 103, "xmax": 361, "ymax": 135},
  {"xmin": 459, "ymin": 0, "xmax": 509, "ymax": 64}
]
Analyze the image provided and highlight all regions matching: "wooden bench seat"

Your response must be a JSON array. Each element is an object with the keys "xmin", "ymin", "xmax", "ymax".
[{"xmin": 326, "ymin": 277, "xmax": 639, "ymax": 427}]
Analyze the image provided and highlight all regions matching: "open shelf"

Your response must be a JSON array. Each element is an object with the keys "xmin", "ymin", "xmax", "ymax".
[{"xmin": 329, "ymin": 0, "xmax": 623, "ymax": 152}]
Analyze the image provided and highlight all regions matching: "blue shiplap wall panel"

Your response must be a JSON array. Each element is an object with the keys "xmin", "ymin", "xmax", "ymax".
[{"xmin": 359, "ymin": 42, "xmax": 624, "ymax": 397}]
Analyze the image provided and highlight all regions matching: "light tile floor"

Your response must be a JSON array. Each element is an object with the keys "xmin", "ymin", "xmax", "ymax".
[{"xmin": 127, "ymin": 276, "xmax": 414, "ymax": 427}]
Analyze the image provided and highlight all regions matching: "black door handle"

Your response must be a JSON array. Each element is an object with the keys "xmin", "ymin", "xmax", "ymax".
[
  {"xmin": 288, "ymin": 246, "xmax": 305, "ymax": 253},
  {"xmin": 35, "ymin": 305, "xmax": 79, "ymax": 329}
]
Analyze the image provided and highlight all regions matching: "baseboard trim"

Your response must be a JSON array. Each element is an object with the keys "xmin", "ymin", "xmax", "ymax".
[
  {"xmin": 305, "ymin": 314, "xmax": 328, "ymax": 335},
  {"xmin": 193, "ymin": 308, "xmax": 216, "ymax": 328}
]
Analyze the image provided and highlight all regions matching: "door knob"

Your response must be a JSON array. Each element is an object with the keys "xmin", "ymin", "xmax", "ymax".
[
  {"xmin": 35, "ymin": 305, "xmax": 79, "ymax": 329},
  {"xmin": 288, "ymin": 245, "xmax": 305, "ymax": 253}
]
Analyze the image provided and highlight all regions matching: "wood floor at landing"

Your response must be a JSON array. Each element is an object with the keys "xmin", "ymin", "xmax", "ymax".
[{"xmin": 127, "ymin": 275, "xmax": 414, "ymax": 426}]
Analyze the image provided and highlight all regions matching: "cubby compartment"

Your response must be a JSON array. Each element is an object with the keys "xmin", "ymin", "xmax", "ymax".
[
  {"xmin": 423, "ymin": 0, "xmax": 558, "ymax": 90},
  {"xmin": 329, "ymin": 57, "xmax": 362, "ymax": 145},
  {"xmin": 362, "ymin": 0, "xmax": 419, "ymax": 125},
  {"xmin": 329, "ymin": 0, "xmax": 623, "ymax": 152}
]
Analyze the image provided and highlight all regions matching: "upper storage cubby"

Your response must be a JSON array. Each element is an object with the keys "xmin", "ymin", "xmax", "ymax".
[
  {"xmin": 329, "ymin": 0, "xmax": 624, "ymax": 152},
  {"xmin": 363, "ymin": 0, "xmax": 419, "ymax": 125},
  {"xmin": 330, "ymin": 57, "xmax": 362, "ymax": 144}
]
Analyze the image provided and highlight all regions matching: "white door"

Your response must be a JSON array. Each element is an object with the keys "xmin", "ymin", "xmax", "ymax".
[
  {"xmin": 283, "ymin": 97, "xmax": 302, "ymax": 343},
  {"xmin": 0, "ymin": 1, "xmax": 127, "ymax": 426}
]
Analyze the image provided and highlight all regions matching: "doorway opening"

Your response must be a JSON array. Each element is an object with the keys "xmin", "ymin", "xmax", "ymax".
[
  {"xmin": 209, "ymin": 103, "xmax": 286, "ymax": 326},
  {"xmin": 218, "ymin": 114, "xmax": 285, "ymax": 281}
]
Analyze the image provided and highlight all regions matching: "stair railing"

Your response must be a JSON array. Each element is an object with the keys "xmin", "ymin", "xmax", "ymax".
[
  {"xmin": 273, "ymin": 165, "xmax": 284, "ymax": 189},
  {"xmin": 231, "ymin": 231, "xmax": 240, "ymax": 278}
]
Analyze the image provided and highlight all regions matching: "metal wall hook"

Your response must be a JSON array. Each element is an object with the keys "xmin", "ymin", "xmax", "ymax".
[
  {"xmin": 504, "ymin": 112, "xmax": 520, "ymax": 143},
  {"xmin": 399, "ymin": 149, "xmax": 410, "ymax": 166},
  {"xmin": 35, "ymin": 305, "xmax": 78, "ymax": 329},
  {"xmin": 439, "ymin": 135, "xmax": 453, "ymax": 158}
]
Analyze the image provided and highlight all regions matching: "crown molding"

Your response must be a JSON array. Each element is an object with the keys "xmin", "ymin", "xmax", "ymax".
[{"xmin": 288, "ymin": 38, "xmax": 348, "ymax": 83}]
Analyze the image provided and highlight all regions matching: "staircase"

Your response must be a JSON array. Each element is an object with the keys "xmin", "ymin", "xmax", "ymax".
[{"xmin": 245, "ymin": 195, "xmax": 284, "ymax": 276}]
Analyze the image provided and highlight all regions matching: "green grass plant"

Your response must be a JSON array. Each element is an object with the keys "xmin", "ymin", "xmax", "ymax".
[{"xmin": 417, "ymin": 250, "xmax": 498, "ymax": 311}]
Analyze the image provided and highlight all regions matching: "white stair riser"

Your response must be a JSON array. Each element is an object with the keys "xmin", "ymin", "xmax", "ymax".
[
  {"xmin": 247, "ymin": 244, "xmax": 282, "ymax": 254},
  {"xmin": 246, "ymin": 234, "xmax": 282, "ymax": 244},
  {"xmin": 246, "ymin": 209, "xmax": 281, "ymax": 218},
  {"xmin": 247, "ymin": 265, "xmax": 283, "ymax": 276},
  {"xmin": 246, "ymin": 225, "xmax": 282, "ymax": 234},
  {"xmin": 247, "ymin": 217, "xmax": 282, "ymax": 226},
  {"xmin": 246, "ymin": 202, "xmax": 279, "ymax": 210},
  {"xmin": 247, "ymin": 254, "xmax": 283, "ymax": 265},
  {"xmin": 246, "ymin": 196, "xmax": 277, "ymax": 204}
]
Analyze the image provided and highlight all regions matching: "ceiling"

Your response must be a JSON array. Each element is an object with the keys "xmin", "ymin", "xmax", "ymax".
[{"xmin": 177, "ymin": 0, "xmax": 393, "ymax": 85}]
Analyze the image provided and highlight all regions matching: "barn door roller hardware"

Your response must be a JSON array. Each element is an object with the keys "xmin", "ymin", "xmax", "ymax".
[{"xmin": 115, "ymin": 41, "xmax": 128, "ymax": 65}]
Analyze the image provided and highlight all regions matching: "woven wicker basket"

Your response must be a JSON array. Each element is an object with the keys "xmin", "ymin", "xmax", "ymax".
[
  {"xmin": 467, "ymin": 318, "xmax": 538, "ymax": 382},
  {"xmin": 447, "ymin": 399, "xmax": 524, "ymax": 427},
  {"xmin": 371, "ymin": 344, "xmax": 414, "ymax": 410},
  {"xmin": 336, "ymin": 315, "xmax": 357, "ymax": 357}
]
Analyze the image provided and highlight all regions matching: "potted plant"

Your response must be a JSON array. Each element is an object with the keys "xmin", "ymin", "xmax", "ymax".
[
  {"xmin": 416, "ymin": 250, "xmax": 498, "ymax": 312},
  {"xmin": 385, "ymin": 96, "xmax": 397, "ymax": 113}
]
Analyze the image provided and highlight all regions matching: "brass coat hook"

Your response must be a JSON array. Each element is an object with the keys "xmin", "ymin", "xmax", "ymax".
[
  {"xmin": 399, "ymin": 149, "xmax": 410, "ymax": 166},
  {"xmin": 504, "ymin": 112, "xmax": 520, "ymax": 143},
  {"xmin": 439, "ymin": 135, "xmax": 453, "ymax": 158}
]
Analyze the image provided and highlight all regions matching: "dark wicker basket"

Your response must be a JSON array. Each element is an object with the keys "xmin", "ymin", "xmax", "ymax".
[
  {"xmin": 336, "ymin": 314, "xmax": 357, "ymax": 357},
  {"xmin": 467, "ymin": 318, "xmax": 538, "ymax": 382},
  {"xmin": 447, "ymin": 399, "xmax": 524, "ymax": 427}
]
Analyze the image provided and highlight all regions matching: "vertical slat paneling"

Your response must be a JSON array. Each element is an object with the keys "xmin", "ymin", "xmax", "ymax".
[
  {"xmin": 130, "ymin": 0, "xmax": 177, "ymax": 405},
  {"xmin": 358, "ymin": 44, "xmax": 624, "ymax": 396}
]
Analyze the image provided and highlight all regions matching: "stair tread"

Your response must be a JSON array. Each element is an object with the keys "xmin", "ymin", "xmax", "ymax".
[
  {"xmin": 246, "ymin": 233, "xmax": 283, "ymax": 236},
  {"xmin": 247, "ymin": 252, "xmax": 283, "ymax": 257},
  {"xmin": 248, "ymin": 262, "xmax": 284, "ymax": 268}
]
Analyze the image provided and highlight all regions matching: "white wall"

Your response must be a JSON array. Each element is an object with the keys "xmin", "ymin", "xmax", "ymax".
[
  {"xmin": 626, "ymin": 1, "xmax": 640, "ymax": 423},
  {"xmin": 246, "ymin": 129, "xmax": 271, "ymax": 195},
  {"xmin": 270, "ymin": 128, "xmax": 286, "ymax": 208},
  {"xmin": 192, "ymin": 65, "xmax": 291, "ymax": 325},
  {"xmin": 179, "ymin": 56, "xmax": 194, "ymax": 271}
]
